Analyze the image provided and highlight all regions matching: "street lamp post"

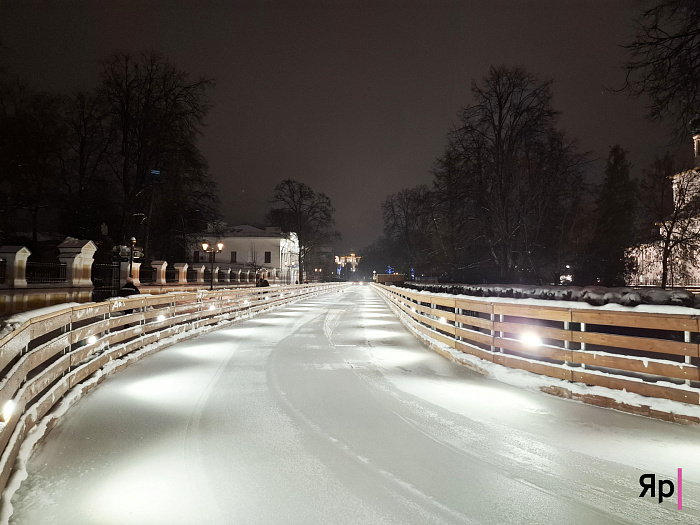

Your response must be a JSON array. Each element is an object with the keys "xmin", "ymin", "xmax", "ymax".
[
  {"xmin": 202, "ymin": 241, "xmax": 224, "ymax": 291},
  {"xmin": 129, "ymin": 237, "xmax": 136, "ymax": 278}
]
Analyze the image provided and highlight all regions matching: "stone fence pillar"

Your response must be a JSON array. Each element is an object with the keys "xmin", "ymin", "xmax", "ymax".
[
  {"xmin": 0, "ymin": 246, "xmax": 31, "ymax": 288},
  {"xmin": 194, "ymin": 265, "xmax": 205, "ymax": 284},
  {"xmin": 120, "ymin": 262, "xmax": 141, "ymax": 286},
  {"xmin": 151, "ymin": 260, "xmax": 168, "ymax": 285},
  {"xmin": 173, "ymin": 263, "xmax": 188, "ymax": 284},
  {"xmin": 58, "ymin": 238, "xmax": 97, "ymax": 287}
]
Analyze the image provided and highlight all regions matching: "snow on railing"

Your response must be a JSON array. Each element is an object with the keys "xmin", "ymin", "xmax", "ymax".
[
  {"xmin": 0, "ymin": 282, "xmax": 345, "ymax": 502},
  {"xmin": 374, "ymin": 283, "xmax": 700, "ymax": 424}
]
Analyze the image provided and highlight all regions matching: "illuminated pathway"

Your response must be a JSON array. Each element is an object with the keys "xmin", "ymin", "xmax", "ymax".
[{"xmin": 8, "ymin": 286, "xmax": 700, "ymax": 524}]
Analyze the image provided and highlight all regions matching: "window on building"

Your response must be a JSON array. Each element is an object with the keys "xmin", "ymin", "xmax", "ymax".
[
  {"xmin": 265, "ymin": 251, "xmax": 271, "ymax": 263},
  {"xmin": 230, "ymin": 251, "xmax": 237, "ymax": 263},
  {"xmin": 193, "ymin": 251, "xmax": 199, "ymax": 263}
]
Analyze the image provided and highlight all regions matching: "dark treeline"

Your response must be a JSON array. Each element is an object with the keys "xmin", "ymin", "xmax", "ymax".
[
  {"xmin": 359, "ymin": 65, "xmax": 695, "ymax": 287},
  {"xmin": 0, "ymin": 51, "xmax": 219, "ymax": 262},
  {"xmin": 362, "ymin": 0, "xmax": 700, "ymax": 287}
]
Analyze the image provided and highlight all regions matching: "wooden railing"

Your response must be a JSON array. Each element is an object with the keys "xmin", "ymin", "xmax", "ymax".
[
  {"xmin": 374, "ymin": 284, "xmax": 700, "ymax": 421},
  {"xmin": 0, "ymin": 283, "xmax": 344, "ymax": 496}
]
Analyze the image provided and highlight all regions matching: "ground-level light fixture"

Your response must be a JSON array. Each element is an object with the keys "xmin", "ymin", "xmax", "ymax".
[
  {"xmin": 2, "ymin": 400, "xmax": 15, "ymax": 422},
  {"xmin": 521, "ymin": 332, "xmax": 543, "ymax": 348}
]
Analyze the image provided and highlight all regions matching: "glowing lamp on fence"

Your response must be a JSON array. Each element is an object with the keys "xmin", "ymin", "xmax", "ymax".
[
  {"xmin": 521, "ymin": 332, "xmax": 542, "ymax": 348},
  {"xmin": 87, "ymin": 335, "xmax": 97, "ymax": 345},
  {"xmin": 2, "ymin": 400, "xmax": 15, "ymax": 422},
  {"xmin": 157, "ymin": 314, "xmax": 166, "ymax": 322}
]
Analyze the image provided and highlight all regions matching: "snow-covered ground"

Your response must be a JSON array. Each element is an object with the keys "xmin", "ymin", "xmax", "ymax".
[{"xmin": 6, "ymin": 286, "xmax": 700, "ymax": 524}]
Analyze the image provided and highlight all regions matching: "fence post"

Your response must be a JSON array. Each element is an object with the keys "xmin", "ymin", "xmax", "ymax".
[
  {"xmin": 194, "ymin": 265, "xmax": 206, "ymax": 284},
  {"xmin": 151, "ymin": 260, "xmax": 168, "ymax": 285},
  {"xmin": 58, "ymin": 239, "xmax": 97, "ymax": 287},
  {"xmin": 173, "ymin": 263, "xmax": 188, "ymax": 284},
  {"xmin": 0, "ymin": 246, "xmax": 30, "ymax": 288},
  {"xmin": 119, "ymin": 261, "xmax": 141, "ymax": 286}
]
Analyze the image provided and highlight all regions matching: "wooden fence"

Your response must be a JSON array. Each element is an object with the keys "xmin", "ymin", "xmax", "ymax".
[
  {"xmin": 0, "ymin": 283, "xmax": 344, "ymax": 497},
  {"xmin": 374, "ymin": 284, "xmax": 700, "ymax": 423}
]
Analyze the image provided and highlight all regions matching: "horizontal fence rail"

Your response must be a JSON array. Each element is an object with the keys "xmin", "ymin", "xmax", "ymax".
[
  {"xmin": 0, "ymin": 282, "xmax": 345, "ymax": 498},
  {"xmin": 374, "ymin": 284, "xmax": 700, "ymax": 421}
]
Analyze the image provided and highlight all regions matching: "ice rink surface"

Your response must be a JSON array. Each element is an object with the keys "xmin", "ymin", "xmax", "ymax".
[{"xmin": 8, "ymin": 286, "xmax": 700, "ymax": 524}]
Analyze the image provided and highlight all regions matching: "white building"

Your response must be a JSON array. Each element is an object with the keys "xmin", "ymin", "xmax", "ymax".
[{"xmin": 194, "ymin": 225, "xmax": 300, "ymax": 284}]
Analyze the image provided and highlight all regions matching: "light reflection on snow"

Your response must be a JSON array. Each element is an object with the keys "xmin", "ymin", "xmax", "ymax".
[
  {"xmin": 363, "ymin": 328, "xmax": 401, "ymax": 340},
  {"xmin": 372, "ymin": 348, "xmax": 427, "ymax": 368},
  {"xmin": 87, "ymin": 447, "xmax": 203, "ymax": 525}
]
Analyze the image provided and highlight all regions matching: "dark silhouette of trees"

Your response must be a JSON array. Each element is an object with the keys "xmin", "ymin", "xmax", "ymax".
[
  {"xmin": 381, "ymin": 185, "xmax": 434, "ymax": 276},
  {"xmin": 586, "ymin": 145, "xmax": 637, "ymax": 286},
  {"xmin": 624, "ymin": 0, "xmax": 700, "ymax": 137},
  {"xmin": 0, "ymin": 81, "xmax": 66, "ymax": 243},
  {"xmin": 434, "ymin": 66, "xmax": 586, "ymax": 283},
  {"xmin": 98, "ymin": 52, "xmax": 217, "ymax": 257},
  {"xmin": 0, "ymin": 51, "xmax": 220, "ymax": 261},
  {"xmin": 268, "ymin": 179, "xmax": 339, "ymax": 279},
  {"xmin": 60, "ymin": 90, "xmax": 115, "ymax": 240}
]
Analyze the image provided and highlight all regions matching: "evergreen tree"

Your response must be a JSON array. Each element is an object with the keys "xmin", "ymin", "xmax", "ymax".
[{"xmin": 588, "ymin": 145, "xmax": 637, "ymax": 286}]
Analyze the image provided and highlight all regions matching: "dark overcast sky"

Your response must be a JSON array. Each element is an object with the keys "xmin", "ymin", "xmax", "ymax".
[{"xmin": 0, "ymin": 0, "xmax": 673, "ymax": 253}]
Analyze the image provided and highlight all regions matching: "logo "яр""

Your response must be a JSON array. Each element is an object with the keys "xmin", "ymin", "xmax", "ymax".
[{"xmin": 639, "ymin": 468, "xmax": 683, "ymax": 509}]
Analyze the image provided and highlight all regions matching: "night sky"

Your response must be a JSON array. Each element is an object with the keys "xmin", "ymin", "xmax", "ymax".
[{"xmin": 0, "ymin": 0, "xmax": 672, "ymax": 253}]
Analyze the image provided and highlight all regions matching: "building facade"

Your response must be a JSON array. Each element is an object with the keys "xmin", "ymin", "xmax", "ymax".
[
  {"xmin": 629, "ymin": 128, "xmax": 700, "ymax": 287},
  {"xmin": 193, "ymin": 225, "xmax": 300, "ymax": 284}
]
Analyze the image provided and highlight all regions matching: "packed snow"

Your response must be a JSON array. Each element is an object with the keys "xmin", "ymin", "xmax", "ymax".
[{"xmin": 5, "ymin": 286, "xmax": 700, "ymax": 524}]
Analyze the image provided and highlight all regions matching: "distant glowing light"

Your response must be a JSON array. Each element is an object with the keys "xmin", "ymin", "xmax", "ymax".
[
  {"xmin": 87, "ymin": 335, "xmax": 98, "ymax": 345},
  {"xmin": 3, "ymin": 400, "xmax": 15, "ymax": 422},
  {"xmin": 208, "ymin": 305, "xmax": 215, "ymax": 311},
  {"xmin": 439, "ymin": 317, "xmax": 448, "ymax": 325},
  {"xmin": 521, "ymin": 332, "xmax": 542, "ymax": 348},
  {"xmin": 243, "ymin": 300, "xmax": 250, "ymax": 306},
  {"xmin": 157, "ymin": 315, "xmax": 166, "ymax": 322}
]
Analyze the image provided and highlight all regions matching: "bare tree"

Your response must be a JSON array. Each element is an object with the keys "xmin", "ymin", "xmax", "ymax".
[
  {"xmin": 268, "ymin": 179, "xmax": 339, "ymax": 280},
  {"xmin": 98, "ymin": 52, "xmax": 215, "ymax": 254},
  {"xmin": 444, "ymin": 66, "xmax": 585, "ymax": 282},
  {"xmin": 637, "ymin": 153, "xmax": 700, "ymax": 287},
  {"xmin": 623, "ymin": 0, "xmax": 700, "ymax": 137},
  {"xmin": 381, "ymin": 185, "xmax": 435, "ymax": 276},
  {"xmin": 60, "ymin": 90, "xmax": 115, "ymax": 239}
]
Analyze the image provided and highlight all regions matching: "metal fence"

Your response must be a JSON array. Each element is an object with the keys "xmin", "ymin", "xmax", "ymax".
[
  {"xmin": 25, "ymin": 261, "xmax": 67, "ymax": 284},
  {"xmin": 0, "ymin": 259, "xmax": 5, "ymax": 284},
  {"xmin": 187, "ymin": 268, "xmax": 197, "ymax": 282},
  {"xmin": 91, "ymin": 262, "xmax": 120, "ymax": 302},
  {"xmin": 166, "ymin": 266, "xmax": 178, "ymax": 283},
  {"xmin": 139, "ymin": 266, "xmax": 156, "ymax": 283}
]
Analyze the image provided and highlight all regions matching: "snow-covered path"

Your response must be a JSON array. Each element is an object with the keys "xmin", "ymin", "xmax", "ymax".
[{"xmin": 8, "ymin": 286, "xmax": 700, "ymax": 524}]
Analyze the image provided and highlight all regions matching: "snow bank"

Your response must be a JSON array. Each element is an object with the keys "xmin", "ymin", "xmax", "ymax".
[
  {"xmin": 400, "ymin": 283, "xmax": 698, "ymax": 308},
  {"xmin": 395, "ymin": 283, "xmax": 700, "ymax": 315}
]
